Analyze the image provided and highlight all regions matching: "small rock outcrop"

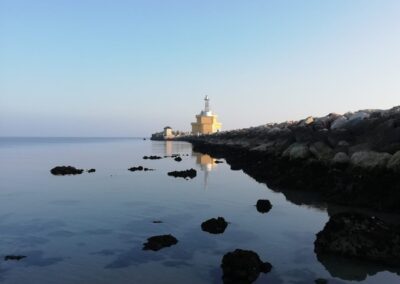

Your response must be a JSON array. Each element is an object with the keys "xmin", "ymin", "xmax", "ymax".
[
  {"xmin": 201, "ymin": 217, "xmax": 228, "ymax": 234},
  {"xmin": 4, "ymin": 255, "xmax": 26, "ymax": 261},
  {"xmin": 143, "ymin": 234, "xmax": 178, "ymax": 251},
  {"xmin": 174, "ymin": 157, "xmax": 182, "ymax": 162},
  {"xmin": 314, "ymin": 212, "xmax": 400, "ymax": 266},
  {"xmin": 50, "ymin": 166, "xmax": 84, "ymax": 175},
  {"xmin": 221, "ymin": 249, "xmax": 272, "ymax": 283},
  {"xmin": 128, "ymin": 166, "xmax": 154, "ymax": 172},
  {"xmin": 143, "ymin": 155, "xmax": 162, "ymax": 160},
  {"xmin": 167, "ymin": 168, "xmax": 197, "ymax": 179},
  {"xmin": 256, "ymin": 200, "xmax": 272, "ymax": 213},
  {"xmin": 87, "ymin": 168, "xmax": 96, "ymax": 173}
]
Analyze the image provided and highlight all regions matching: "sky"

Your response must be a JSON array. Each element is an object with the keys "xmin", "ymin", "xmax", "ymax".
[{"xmin": 1, "ymin": 0, "xmax": 399, "ymax": 137}]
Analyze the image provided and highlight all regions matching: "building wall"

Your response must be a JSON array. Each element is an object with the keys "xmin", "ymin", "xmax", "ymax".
[{"xmin": 191, "ymin": 115, "xmax": 222, "ymax": 135}]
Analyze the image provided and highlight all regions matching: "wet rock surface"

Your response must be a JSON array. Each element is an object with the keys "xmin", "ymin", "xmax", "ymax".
[
  {"xmin": 315, "ymin": 212, "xmax": 400, "ymax": 266},
  {"xmin": 201, "ymin": 217, "xmax": 228, "ymax": 234},
  {"xmin": 221, "ymin": 249, "xmax": 272, "ymax": 284},
  {"xmin": 167, "ymin": 168, "xmax": 197, "ymax": 179},
  {"xmin": 50, "ymin": 166, "xmax": 84, "ymax": 175},
  {"xmin": 174, "ymin": 157, "xmax": 182, "ymax": 162},
  {"xmin": 143, "ymin": 234, "xmax": 178, "ymax": 251},
  {"xmin": 256, "ymin": 199, "xmax": 272, "ymax": 213},
  {"xmin": 4, "ymin": 255, "xmax": 26, "ymax": 261}
]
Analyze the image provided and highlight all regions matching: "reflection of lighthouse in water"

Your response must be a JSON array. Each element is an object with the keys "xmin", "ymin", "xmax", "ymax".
[{"xmin": 192, "ymin": 152, "xmax": 217, "ymax": 189}]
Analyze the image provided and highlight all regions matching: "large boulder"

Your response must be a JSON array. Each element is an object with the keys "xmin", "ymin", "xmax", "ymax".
[
  {"xmin": 331, "ymin": 116, "xmax": 348, "ymax": 130},
  {"xmin": 309, "ymin": 141, "xmax": 334, "ymax": 161},
  {"xmin": 387, "ymin": 151, "xmax": 400, "ymax": 172},
  {"xmin": 332, "ymin": 152, "xmax": 350, "ymax": 165},
  {"xmin": 314, "ymin": 212, "xmax": 400, "ymax": 266},
  {"xmin": 283, "ymin": 143, "xmax": 310, "ymax": 160},
  {"xmin": 350, "ymin": 151, "xmax": 392, "ymax": 170},
  {"xmin": 221, "ymin": 249, "xmax": 272, "ymax": 283}
]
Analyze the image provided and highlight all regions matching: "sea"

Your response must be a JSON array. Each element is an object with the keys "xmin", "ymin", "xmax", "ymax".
[{"xmin": 0, "ymin": 137, "xmax": 398, "ymax": 284}]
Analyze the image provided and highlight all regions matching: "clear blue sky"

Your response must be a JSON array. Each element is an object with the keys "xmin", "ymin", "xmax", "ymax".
[{"xmin": 1, "ymin": 0, "xmax": 399, "ymax": 137}]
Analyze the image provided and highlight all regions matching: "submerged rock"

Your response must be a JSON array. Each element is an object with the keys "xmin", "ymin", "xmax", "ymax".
[
  {"xmin": 314, "ymin": 212, "xmax": 400, "ymax": 266},
  {"xmin": 143, "ymin": 234, "xmax": 178, "ymax": 251},
  {"xmin": 315, "ymin": 279, "xmax": 328, "ymax": 284},
  {"xmin": 221, "ymin": 249, "xmax": 272, "ymax": 283},
  {"xmin": 152, "ymin": 220, "xmax": 163, "ymax": 224},
  {"xmin": 256, "ymin": 199, "xmax": 272, "ymax": 213},
  {"xmin": 201, "ymin": 217, "xmax": 228, "ymax": 234},
  {"xmin": 167, "ymin": 168, "xmax": 197, "ymax": 179},
  {"xmin": 50, "ymin": 166, "xmax": 84, "ymax": 175},
  {"xmin": 4, "ymin": 255, "xmax": 26, "ymax": 261}
]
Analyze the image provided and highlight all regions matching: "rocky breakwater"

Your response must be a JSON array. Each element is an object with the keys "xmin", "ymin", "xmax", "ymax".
[{"xmin": 183, "ymin": 106, "xmax": 400, "ymax": 212}]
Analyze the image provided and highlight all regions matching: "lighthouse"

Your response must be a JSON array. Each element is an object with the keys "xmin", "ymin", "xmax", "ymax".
[{"xmin": 191, "ymin": 96, "xmax": 222, "ymax": 135}]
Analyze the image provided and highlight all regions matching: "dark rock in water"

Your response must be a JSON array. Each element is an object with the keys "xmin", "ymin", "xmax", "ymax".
[
  {"xmin": 315, "ymin": 279, "xmax": 328, "ymax": 284},
  {"xmin": 315, "ymin": 212, "xmax": 400, "ymax": 266},
  {"xmin": 152, "ymin": 220, "xmax": 163, "ymax": 224},
  {"xmin": 128, "ymin": 166, "xmax": 154, "ymax": 172},
  {"xmin": 167, "ymin": 168, "xmax": 197, "ymax": 179},
  {"xmin": 221, "ymin": 249, "xmax": 272, "ymax": 284},
  {"xmin": 143, "ymin": 155, "xmax": 162, "ymax": 160},
  {"xmin": 174, "ymin": 157, "xmax": 182, "ymax": 162},
  {"xmin": 215, "ymin": 160, "xmax": 224, "ymax": 164},
  {"xmin": 143, "ymin": 234, "xmax": 178, "ymax": 251},
  {"xmin": 128, "ymin": 166, "xmax": 143, "ymax": 171},
  {"xmin": 201, "ymin": 217, "xmax": 228, "ymax": 234},
  {"xmin": 87, "ymin": 168, "xmax": 96, "ymax": 173},
  {"xmin": 256, "ymin": 199, "xmax": 272, "ymax": 213},
  {"xmin": 5, "ymin": 255, "xmax": 26, "ymax": 261},
  {"xmin": 50, "ymin": 166, "xmax": 84, "ymax": 175}
]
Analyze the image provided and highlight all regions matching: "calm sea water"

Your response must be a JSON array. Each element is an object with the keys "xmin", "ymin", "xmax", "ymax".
[{"xmin": 0, "ymin": 137, "xmax": 398, "ymax": 284}]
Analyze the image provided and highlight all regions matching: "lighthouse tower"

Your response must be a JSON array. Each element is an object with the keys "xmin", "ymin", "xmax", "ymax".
[{"xmin": 191, "ymin": 96, "xmax": 222, "ymax": 135}]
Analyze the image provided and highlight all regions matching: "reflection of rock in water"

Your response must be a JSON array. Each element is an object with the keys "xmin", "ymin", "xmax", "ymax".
[{"xmin": 316, "ymin": 254, "xmax": 400, "ymax": 281}]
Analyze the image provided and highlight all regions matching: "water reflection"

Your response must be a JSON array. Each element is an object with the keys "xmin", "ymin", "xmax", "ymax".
[
  {"xmin": 317, "ymin": 254, "xmax": 400, "ymax": 281},
  {"xmin": 193, "ymin": 152, "xmax": 218, "ymax": 189}
]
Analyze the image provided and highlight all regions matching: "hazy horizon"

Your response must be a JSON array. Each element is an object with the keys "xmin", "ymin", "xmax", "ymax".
[{"xmin": 1, "ymin": 0, "xmax": 399, "ymax": 137}]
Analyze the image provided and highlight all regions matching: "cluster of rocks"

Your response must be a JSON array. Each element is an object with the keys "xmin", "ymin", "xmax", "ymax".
[
  {"xmin": 167, "ymin": 168, "xmax": 197, "ymax": 179},
  {"xmin": 144, "ymin": 214, "xmax": 273, "ymax": 283},
  {"xmin": 50, "ymin": 166, "xmax": 96, "ymax": 175},
  {"xmin": 182, "ymin": 106, "xmax": 400, "ymax": 212}
]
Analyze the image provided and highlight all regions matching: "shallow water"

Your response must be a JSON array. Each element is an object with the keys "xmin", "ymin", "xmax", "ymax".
[{"xmin": 0, "ymin": 137, "xmax": 398, "ymax": 284}]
